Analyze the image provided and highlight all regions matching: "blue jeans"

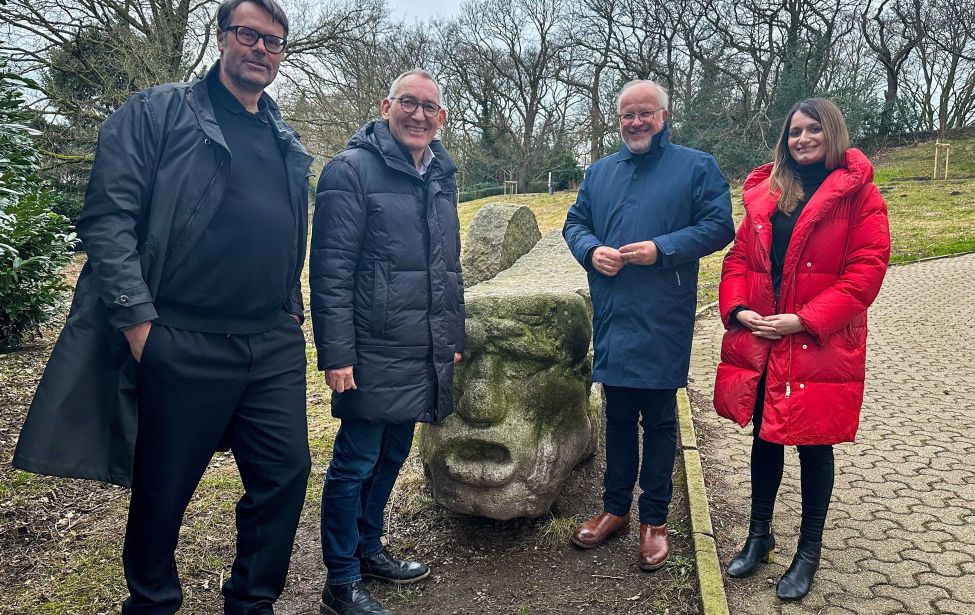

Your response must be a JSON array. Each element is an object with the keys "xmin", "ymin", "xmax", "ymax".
[
  {"xmin": 602, "ymin": 386, "xmax": 678, "ymax": 525},
  {"xmin": 320, "ymin": 419, "xmax": 415, "ymax": 585}
]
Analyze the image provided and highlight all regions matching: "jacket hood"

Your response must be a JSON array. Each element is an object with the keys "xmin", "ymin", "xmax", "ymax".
[
  {"xmin": 743, "ymin": 148, "xmax": 875, "ymax": 219},
  {"xmin": 348, "ymin": 119, "xmax": 457, "ymax": 179},
  {"xmin": 744, "ymin": 148, "xmax": 874, "ymax": 196}
]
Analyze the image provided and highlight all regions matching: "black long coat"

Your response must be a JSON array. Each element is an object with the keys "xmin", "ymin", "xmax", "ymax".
[
  {"xmin": 310, "ymin": 120, "xmax": 464, "ymax": 424},
  {"xmin": 12, "ymin": 64, "xmax": 313, "ymax": 487}
]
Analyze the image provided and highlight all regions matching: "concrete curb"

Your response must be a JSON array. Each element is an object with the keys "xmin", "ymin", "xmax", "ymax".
[
  {"xmin": 893, "ymin": 250, "xmax": 975, "ymax": 265},
  {"xmin": 678, "ymin": 388, "xmax": 730, "ymax": 615}
]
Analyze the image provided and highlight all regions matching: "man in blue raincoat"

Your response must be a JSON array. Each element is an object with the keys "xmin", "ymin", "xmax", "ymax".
[{"xmin": 563, "ymin": 79, "xmax": 734, "ymax": 571}]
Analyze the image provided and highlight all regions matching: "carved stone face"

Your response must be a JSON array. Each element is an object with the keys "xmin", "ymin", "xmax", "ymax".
[{"xmin": 419, "ymin": 290, "xmax": 601, "ymax": 520}]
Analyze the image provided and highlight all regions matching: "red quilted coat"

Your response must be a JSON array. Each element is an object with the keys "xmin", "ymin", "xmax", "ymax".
[{"xmin": 713, "ymin": 148, "xmax": 890, "ymax": 445}]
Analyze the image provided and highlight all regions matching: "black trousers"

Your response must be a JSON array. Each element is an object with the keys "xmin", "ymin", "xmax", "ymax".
[
  {"xmin": 750, "ymin": 374, "xmax": 834, "ymax": 543},
  {"xmin": 122, "ymin": 321, "xmax": 310, "ymax": 615},
  {"xmin": 602, "ymin": 386, "xmax": 678, "ymax": 525}
]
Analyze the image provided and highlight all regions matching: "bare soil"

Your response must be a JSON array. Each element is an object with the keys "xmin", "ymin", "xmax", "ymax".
[
  {"xmin": 1, "ymin": 255, "xmax": 700, "ymax": 614},
  {"xmin": 275, "ymin": 453, "xmax": 700, "ymax": 615}
]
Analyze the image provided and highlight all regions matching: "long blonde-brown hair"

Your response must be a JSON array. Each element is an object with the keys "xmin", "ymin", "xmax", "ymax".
[{"xmin": 769, "ymin": 98, "xmax": 850, "ymax": 214}]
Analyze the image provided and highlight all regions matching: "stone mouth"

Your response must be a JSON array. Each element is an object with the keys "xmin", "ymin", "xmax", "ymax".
[{"xmin": 443, "ymin": 439, "xmax": 516, "ymax": 487}]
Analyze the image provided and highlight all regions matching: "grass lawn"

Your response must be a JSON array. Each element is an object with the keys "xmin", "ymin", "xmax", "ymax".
[
  {"xmin": 460, "ymin": 137, "xmax": 975, "ymax": 305},
  {"xmin": 872, "ymin": 136, "xmax": 975, "ymax": 183}
]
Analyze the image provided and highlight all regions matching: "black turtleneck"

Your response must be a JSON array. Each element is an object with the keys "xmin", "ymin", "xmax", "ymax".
[
  {"xmin": 770, "ymin": 161, "xmax": 831, "ymax": 295},
  {"xmin": 729, "ymin": 160, "xmax": 831, "ymax": 325}
]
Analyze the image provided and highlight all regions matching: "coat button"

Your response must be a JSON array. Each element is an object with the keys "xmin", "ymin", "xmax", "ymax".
[
  {"xmin": 204, "ymin": 138, "xmax": 211, "ymax": 145},
  {"xmin": 119, "ymin": 295, "xmax": 129, "ymax": 304},
  {"xmin": 802, "ymin": 344, "xmax": 808, "ymax": 349},
  {"xmin": 632, "ymin": 173, "xmax": 638, "ymax": 180},
  {"xmin": 799, "ymin": 383, "xmax": 805, "ymax": 389},
  {"xmin": 806, "ymin": 261, "xmax": 812, "ymax": 267},
  {"xmin": 757, "ymin": 224, "xmax": 763, "ymax": 229}
]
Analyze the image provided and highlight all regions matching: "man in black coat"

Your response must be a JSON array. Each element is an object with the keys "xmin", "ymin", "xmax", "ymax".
[
  {"xmin": 310, "ymin": 69, "xmax": 464, "ymax": 615},
  {"xmin": 13, "ymin": 1, "xmax": 313, "ymax": 613}
]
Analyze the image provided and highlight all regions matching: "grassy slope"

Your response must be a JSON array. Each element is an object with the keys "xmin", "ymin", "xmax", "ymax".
[
  {"xmin": 459, "ymin": 135, "xmax": 975, "ymax": 304},
  {"xmin": 872, "ymin": 136, "xmax": 975, "ymax": 182},
  {"xmin": 3, "ymin": 136, "xmax": 973, "ymax": 613}
]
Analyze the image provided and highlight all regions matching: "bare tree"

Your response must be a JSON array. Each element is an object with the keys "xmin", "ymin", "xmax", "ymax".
[
  {"xmin": 860, "ymin": 0, "xmax": 927, "ymax": 135},
  {"xmin": 459, "ymin": 0, "xmax": 572, "ymax": 191},
  {"xmin": 558, "ymin": 0, "xmax": 622, "ymax": 162}
]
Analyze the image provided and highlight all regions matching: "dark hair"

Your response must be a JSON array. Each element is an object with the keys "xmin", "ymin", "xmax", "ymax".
[
  {"xmin": 769, "ymin": 98, "xmax": 850, "ymax": 214},
  {"xmin": 217, "ymin": 0, "xmax": 289, "ymax": 38}
]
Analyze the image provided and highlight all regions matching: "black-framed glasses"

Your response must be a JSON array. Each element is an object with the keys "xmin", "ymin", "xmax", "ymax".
[
  {"xmin": 225, "ymin": 25, "xmax": 287, "ymax": 54},
  {"xmin": 619, "ymin": 108, "xmax": 664, "ymax": 124},
  {"xmin": 391, "ymin": 96, "xmax": 442, "ymax": 118}
]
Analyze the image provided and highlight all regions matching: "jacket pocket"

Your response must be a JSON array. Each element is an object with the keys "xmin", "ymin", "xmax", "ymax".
[{"xmin": 371, "ymin": 260, "xmax": 389, "ymax": 338}]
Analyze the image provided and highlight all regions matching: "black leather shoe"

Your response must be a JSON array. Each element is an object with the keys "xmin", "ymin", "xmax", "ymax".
[
  {"xmin": 776, "ymin": 538, "xmax": 822, "ymax": 601},
  {"xmin": 727, "ymin": 519, "xmax": 775, "ymax": 578},
  {"xmin": 320, "ymin": 581, "xmax": 390, "ymax": 615},
  {"xmin": 360, "ymin": 547, "xmax": 430, "ymax": 584}
]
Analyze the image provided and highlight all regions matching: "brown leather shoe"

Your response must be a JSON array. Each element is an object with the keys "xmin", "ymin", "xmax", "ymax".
[
  {"xmin": 639, "ymin": 523, "xmax": 670, "ymax": 571},
  {"xmin": 570, "ymin": 512, "xmax": 631, "ymax": 549}
]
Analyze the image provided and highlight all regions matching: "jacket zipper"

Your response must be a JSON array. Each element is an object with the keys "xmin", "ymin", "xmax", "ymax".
[
  {"xmin": 784, "ymin": 265, "xmax": 798, "ymax": 399},
  {"xmin": 675, "ymin": 270, "xmax": 681, "ymax": 286}
]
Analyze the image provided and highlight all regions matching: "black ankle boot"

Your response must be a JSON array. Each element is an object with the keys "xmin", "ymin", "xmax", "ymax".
[
  {"xmin": 360, "ymin": 547, "xmax": 430, "ymax": 584},
  {"xmin": 320, "ymin": 581, "xmax": 390, "ymax": 615},
  {"xmin": 727, "ymin": 519, "xmax": 775, "ymax": 578},
  {"xmin": 776, "ymin": 538, "xmax": 822, "ymax": 600}
]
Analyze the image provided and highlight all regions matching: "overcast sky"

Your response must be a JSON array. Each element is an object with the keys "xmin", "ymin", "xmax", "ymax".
[{"xmin": 387, "ymin": 0, "xmax": 462, "ymax": 22}]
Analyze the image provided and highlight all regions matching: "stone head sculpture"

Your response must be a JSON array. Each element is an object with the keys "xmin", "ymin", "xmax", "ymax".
[{"xmin": 419, "ymin": 217, "xmax": 601, "ymax": 520}]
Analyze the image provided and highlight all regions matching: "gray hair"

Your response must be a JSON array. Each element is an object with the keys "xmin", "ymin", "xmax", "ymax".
[
  {"xmin": 217, "ymin": 0, "xmax": 289, "ymax": 38},
  {"xmin": 616, "ymin": 79, "xmax": 669, "ymax": 112},
  {"xmin": 388, "ymin": 69, "xmax": 446, "ymax": 109}
]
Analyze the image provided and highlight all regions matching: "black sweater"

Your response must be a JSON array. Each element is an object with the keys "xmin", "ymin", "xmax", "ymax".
[{"xmin": 155, "ymin": 71, "xmax": 294, "ymax": 333}]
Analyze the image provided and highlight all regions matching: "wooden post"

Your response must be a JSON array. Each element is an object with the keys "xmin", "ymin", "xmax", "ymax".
[{"xmin": 934, "ymin": 141, "xmax": 951, "ymax": 180}]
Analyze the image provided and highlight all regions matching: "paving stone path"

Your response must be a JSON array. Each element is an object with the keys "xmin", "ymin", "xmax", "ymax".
[{"xmin": 687, "ymin": 254, "xmax": 975, "ymax": 615}]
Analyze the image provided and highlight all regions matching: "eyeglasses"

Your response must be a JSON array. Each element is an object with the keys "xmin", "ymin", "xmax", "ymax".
[
  {"xmin": 225, "ymin": 25, "xmax": 287, "ymax": 54},
  {"xmin": 391, "ymin": 97, "xmax": 443, "ymax": 118},
  {"xmin": 619, "ymin": 108, "xmax": 664, "ymax": 124}
]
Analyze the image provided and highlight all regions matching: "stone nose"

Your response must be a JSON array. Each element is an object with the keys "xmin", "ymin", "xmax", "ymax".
[
  {"xmin": 455, "ymin": 356, "xmax": 509, "ymax": 425},
  {"xmin": 456, "ymin": 377, "xmax": 508, "ymax": 425}
]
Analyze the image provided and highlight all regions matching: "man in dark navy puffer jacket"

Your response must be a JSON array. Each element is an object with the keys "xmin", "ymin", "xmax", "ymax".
[{"xmin": 310, "ymin": 69, "xmax": 464, "ymax": 615}]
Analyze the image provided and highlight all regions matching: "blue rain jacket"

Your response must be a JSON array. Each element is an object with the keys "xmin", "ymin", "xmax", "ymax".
[{"xmin": 563, "ymin": 127, "xmax": 734, "ymax": 388}]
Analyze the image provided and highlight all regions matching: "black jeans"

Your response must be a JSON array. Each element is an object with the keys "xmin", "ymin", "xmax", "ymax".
[
  {"xmin": 123, "ymin": 321, "xmax": 310, "ymax": 615},
  {"xmin": 750, "ymin": 375, "xmax": 834, "ymax": 543},
  {"xmin": 602, "ymin": 386, "xmax": 678, "ymax": 525}
]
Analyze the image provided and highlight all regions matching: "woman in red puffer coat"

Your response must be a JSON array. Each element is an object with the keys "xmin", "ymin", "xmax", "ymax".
[{"xmin": 713, "ymin": 98, "xmax": 890, "ymax": 601}]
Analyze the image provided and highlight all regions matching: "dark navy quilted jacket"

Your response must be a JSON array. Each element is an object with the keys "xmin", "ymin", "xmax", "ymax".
[{"xmin": 311, "ymin": 120, "xmax": 464, "ymax": 424}]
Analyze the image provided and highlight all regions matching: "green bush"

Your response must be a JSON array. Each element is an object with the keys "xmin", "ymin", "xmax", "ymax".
[
  {"xmin": 49, "ymin": 190, "xmax": 86, "ymax": 231},
  {"xmin": 458, "ymin": 185, "xmax": 504, "ymax": 202},
  {"xmin": 0, "ymin": 63, "xmax": 79, "ymax": 349},
  {"xmin": 0, "ymin": 196, "xmax": 78, "ymax": 349}
]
